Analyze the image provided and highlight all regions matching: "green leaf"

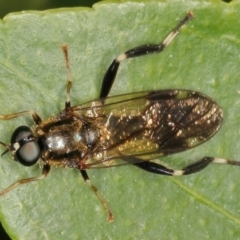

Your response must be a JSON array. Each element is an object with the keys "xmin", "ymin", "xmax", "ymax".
[{"xmin": 0, "ymin": 0, "xmax": 240, "ymax": 239}]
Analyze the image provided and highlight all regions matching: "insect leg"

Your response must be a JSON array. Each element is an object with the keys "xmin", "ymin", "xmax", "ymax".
[
  {"xmin": 61, "ymin": 44, "xmax": 72, "ymax": 109},
  {"xmin": 0, "ymin": 164, "xmax": 50, "ymax": 196},
  {"xmin": 0, "ymin": 110, "xmax": 41, "ymax": 124},
  {"xmin": 181, "ymin": 157, "xmax": 240, "ymax": 175},
  {"xmin": 100, "ymin": 11, "xmax": 194, "ymax": 98},
  {"xmin": 134, "ymin": 161, "xmax": 175, "ymax": 175},
  {"xmin": 80, "ymin": 170, "xmax": 114, "ymax": 222},
  {"xmin": 134, "ymin": 157, "xmax": 240, "ymax": 176}
]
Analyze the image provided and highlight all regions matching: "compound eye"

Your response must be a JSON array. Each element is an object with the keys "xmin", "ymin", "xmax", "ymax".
[
  {"xmin": 16, "ymin": 141, "xmax": 40, "ymax": 166},
  {"xmin": 11, "ymin": 126, "xmax": 40, "ymax": 166},
  {"xmin": 11, "ymin": 126, "xmax": 33, "ymax": 144}
]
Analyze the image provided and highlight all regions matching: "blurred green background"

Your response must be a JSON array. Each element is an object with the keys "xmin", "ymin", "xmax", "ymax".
[
  {"xmin": 0, "ymin": 0, "xmax": 99, "ymax": 18},
  {"xmin": 0, "ymin": 1, "xmax": 99, "ymax": 239}
]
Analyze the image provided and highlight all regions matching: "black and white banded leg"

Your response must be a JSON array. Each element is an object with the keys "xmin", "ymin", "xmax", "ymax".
[
  {"xmin": 133, "ymin": 157, "xmax": 240, "ymax": 176},
  {"xmin": 100, "ymin": 11, "xmax": 194, "ymax": 98}
]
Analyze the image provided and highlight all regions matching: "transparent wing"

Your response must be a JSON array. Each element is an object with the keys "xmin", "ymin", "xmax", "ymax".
[{"xmin": 71, "ymin": 90, "xmax": 223, "ymax": 168}]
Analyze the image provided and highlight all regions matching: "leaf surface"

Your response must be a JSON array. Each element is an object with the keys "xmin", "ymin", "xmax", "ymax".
[{"xmin": 0, "ymin": 0, "xmax": 240, "ymax": 239}]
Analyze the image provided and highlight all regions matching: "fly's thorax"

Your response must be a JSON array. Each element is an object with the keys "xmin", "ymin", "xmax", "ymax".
[{"xmin": 37, "ymin": 119, "xmax": 100, "ymax": 160}]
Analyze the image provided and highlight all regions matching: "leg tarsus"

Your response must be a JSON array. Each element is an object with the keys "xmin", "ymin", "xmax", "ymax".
[
  {"xmin": 0, "ymin": 111, "xmax": 41, "ymax": 124},
  {"xmin": 80, "ymin": 170, "xmax": 114, "ymax": 222},
  {"xmin": 0, "ymin": 164, "xmax": 50, "ymax": 196}
]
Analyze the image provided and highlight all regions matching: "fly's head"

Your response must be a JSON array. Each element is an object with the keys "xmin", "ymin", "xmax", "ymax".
[{"xmin": 0, "ymin": 126, "xmax": 40, "ymax": 166}]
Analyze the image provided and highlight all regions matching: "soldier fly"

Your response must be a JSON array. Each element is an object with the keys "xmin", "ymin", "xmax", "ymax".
[{"xmin": 0, "ymin": 11, "xmax": 239, "ymax": 222}]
